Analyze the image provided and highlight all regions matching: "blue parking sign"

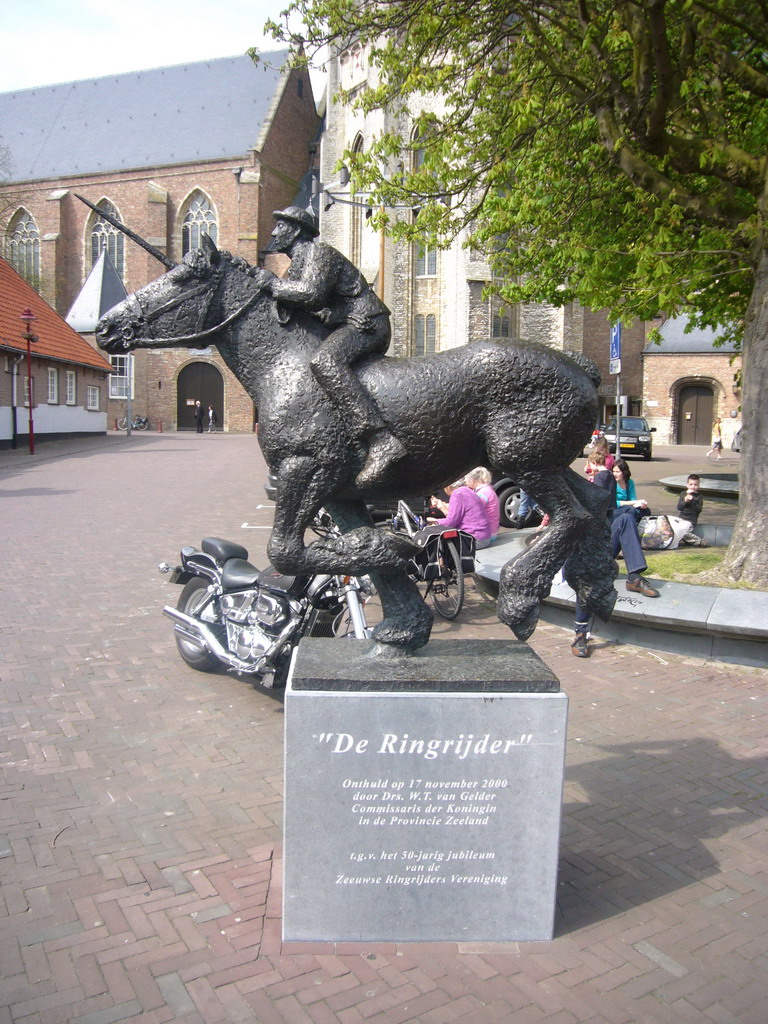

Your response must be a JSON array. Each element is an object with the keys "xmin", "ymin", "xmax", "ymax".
[
  {"xmin": 609, "ymin": 322, "xmax": 621, "ymax": 374},
  {"xmin": 610, "ymin": 323, "xmax": 621, "ymax": 359}
]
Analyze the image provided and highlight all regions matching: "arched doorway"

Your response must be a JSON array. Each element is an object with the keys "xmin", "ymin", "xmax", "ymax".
[
  {"xmin": 677, "ymin": 384, "xmax": 714, "ymax": 444},
  {"xmin": 177, "ymin": 362, "xmax": 224, "ymax": 430}
]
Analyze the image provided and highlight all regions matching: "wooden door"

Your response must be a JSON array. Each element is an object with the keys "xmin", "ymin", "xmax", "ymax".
[
  {"xmin": 176, "ymin": 362, "xmax": 224, "ymax": 430},
  {"xmin": 677, "ymin": 385, "xmax": 714, "ymax": 444}
]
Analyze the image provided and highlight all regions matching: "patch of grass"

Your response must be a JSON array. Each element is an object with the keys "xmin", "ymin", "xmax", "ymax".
[
  {"xmin": 643, "ymin": 548, "xmax": 724, "ymax": 580},
  {"xmin": 641, "ymin": 547, "xmax": 761, "ymax": 589}
]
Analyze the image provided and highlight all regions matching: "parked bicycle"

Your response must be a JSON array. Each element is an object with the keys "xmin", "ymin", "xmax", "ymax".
[
  {"xmin": 118, "ymin": 415, "xmax": 149, "ymax": 430},
  {"xmin": 390, "ymin": 499, "xmax": 475, "ymax": 620}
]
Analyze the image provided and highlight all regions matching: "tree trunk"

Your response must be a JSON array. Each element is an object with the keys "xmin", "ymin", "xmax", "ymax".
[{"xmin": 718, "ymin": 248, "xmax": 768, "ymax": 585}]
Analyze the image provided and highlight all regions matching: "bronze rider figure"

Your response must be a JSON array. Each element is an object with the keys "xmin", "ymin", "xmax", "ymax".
[{"xmin": 266, "ymin": 206, "xmax": 406, "ymax": 488}]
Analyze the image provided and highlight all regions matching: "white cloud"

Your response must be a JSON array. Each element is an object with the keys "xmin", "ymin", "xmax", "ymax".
[{"xmin": 0, "ymin": 0, "xmax": 291, "ymax": 92}]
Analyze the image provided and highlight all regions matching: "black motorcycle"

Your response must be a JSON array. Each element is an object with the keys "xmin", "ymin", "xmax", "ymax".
[{"xmin": 159, "ymin": 511, "xmax": 374, "ymax": 687}]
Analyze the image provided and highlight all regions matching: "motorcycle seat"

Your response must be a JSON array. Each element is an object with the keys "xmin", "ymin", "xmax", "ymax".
[
  {"xmin": 221, "ymin": 558, "xmax": 260, "ymax": 589},
  {"xmin": 202, "ymin": 537, "xmax": 249, "ymax": 562}
]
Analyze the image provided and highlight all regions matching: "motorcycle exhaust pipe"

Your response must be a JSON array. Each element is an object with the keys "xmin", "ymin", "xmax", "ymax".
[{"xmin": 163, "ymin": 605, "xmax": 258, "ymax": 674}]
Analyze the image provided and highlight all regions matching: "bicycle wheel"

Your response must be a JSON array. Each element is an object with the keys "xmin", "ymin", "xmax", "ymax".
[
  {"xmin": 117, "ymin": 416, "xmax": 128, "ymax": 430},
  {"xmin": 431, "ymin": 540, "xmax": 465, "ymax": 620}
]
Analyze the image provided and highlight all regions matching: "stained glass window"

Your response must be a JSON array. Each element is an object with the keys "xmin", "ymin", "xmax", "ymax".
[
  {"xmin": 182, "ymin": 192, "xmax": 218, "ymax": 255},
  {"xmin": 7, "ymin": 210, "xmax": 40, "ymax": 288},
  {"xmin": 91, "ymin": 200, "xmax": 125, "ymax": 278}
]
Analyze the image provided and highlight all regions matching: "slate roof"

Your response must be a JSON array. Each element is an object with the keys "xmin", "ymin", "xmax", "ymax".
[
  {"xmin": 644, "ymin": 314, "xmax": 738, "ymax": 353},
  {"xmin": 0, "ymin": 258, "xmax": 113, "ymax": 372},
  {"xmin": 0, "ymin": 52, "xmax": 289, "ymax": 182}
]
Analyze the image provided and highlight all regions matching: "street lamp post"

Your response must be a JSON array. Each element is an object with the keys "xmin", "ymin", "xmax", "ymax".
[{"xmin": 20, "ymin": 308, "xmax": 38, "ymax": 456}]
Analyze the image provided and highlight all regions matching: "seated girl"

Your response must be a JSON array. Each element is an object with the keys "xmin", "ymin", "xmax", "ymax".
[{"xmin": 612, "ymin": 458, "xmax": 650, "ymax": 517}]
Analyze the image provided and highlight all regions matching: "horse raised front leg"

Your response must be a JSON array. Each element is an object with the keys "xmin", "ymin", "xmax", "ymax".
[
  {"xmin": 325, "ymin": 499, "xmax": 433, "ymax": 651},
  {"xmin": 268, "ymin": 456, "xmax": 418, "ymax": 577},
  {"xmin": 496, "ymin": 473, "xmax": 592, "ymax": 641}
]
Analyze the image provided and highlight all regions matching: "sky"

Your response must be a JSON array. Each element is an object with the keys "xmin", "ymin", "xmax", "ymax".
[{"xmin": 1, "ymin": 0, "xmax": 325, "ymax": 96}]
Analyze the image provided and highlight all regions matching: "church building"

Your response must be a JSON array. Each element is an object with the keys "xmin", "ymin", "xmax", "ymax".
[
  {"xmin": 317, "ymin": 41, "xmax": 650, "ymax": 426},
  {"xmin": 0, "ymin": 53, "xmax": 320, "ymax": 432}
]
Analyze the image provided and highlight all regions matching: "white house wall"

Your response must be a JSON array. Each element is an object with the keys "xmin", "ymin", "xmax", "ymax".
[
  {"xmin": 0, "ymin": 407, "xmax": 13, "ymax": 439},
  {"xmin": 1, "ymin": 403, "xmax": 107, "ymax": 440}
]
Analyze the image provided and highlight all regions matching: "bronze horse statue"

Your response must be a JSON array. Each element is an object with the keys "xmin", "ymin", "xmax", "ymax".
[{"xmin": 97, "ymin": 235, "xmax": 617, "ymax": 651}]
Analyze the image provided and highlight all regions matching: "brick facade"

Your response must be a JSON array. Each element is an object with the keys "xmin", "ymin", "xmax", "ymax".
[
  {"xmin": 1, "ymin": 62, "xmax": 319, "ymax": 432},
  {"xmin": 643, "ymin": 351, "xmax": 742, "ymax": 447},
  {"xmin": 581, "ymin": 309, "xmax": 648, "ymax": 421}
]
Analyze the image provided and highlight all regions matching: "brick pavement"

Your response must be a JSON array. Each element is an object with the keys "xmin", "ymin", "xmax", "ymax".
[{"xmin": 1, "ymin": 434, "xmax": 766, "ymax": 1024}]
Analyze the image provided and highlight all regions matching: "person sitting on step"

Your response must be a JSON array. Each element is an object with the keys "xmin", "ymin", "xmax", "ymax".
[
  {"xmin": 571, "ymin": 453, "xmax": 660, "ymax": 658},
  {"xmin": 677, "ymin": 473, "xmax": 708, "ymax": 547}
]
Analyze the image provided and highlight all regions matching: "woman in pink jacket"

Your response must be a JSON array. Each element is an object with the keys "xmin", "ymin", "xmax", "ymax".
[
  {"xmin": 465, "ymin": 466, "xmax": 500, "ymax": 542},
  {"xmin": 428, "ymin": 477, "xmax": 493, "ymax": 549}
]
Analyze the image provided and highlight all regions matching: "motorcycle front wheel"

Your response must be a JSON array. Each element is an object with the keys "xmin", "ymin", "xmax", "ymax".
[
  {"xmin": 117, "ymin": 416, "xmax": 128, "ymax": 430},
  {"xmin": 174, "ymin": 577, "xmax": 221, "ymax": 672}
]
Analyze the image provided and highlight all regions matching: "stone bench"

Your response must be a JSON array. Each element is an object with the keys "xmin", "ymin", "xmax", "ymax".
[{"xmin": 474, "ymin": 531, "xmax": 768, "ymax": 668}]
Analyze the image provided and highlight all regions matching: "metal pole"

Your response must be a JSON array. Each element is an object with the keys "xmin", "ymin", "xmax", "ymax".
[
  {"xmin": 25, "ymin": 336, "xmax": 35, "ymax": 455},
  {"xmin": 126, "ymin": 356, "xmax": 132, "ymax": 438},
  {"xmin": 10, "ymin": 353, "xmax": 22, "ymax": 450},
  {"xmin": 377, "ymin": 206, "xmax": 386, "ymax": 301},
  {"xmin": 20, "ymin": 309, "xmax": 37, "ymax": 455},
  {"xmin": 615, "ymin": 374, "xmax": 621, "ymax": 455}
]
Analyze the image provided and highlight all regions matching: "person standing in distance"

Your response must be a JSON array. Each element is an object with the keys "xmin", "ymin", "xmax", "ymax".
[
  {"xmin": 706, "ymin": 418, "xmax": 723, "ymax": 460},
  {"xmin": 193, "ymin": 400, "xmax": 204, "ymax": 433}
]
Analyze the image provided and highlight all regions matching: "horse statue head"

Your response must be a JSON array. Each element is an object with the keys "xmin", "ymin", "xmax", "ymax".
[{"xmin": 98, "ymin": 235, "xmax": 272, "ymax": 354}]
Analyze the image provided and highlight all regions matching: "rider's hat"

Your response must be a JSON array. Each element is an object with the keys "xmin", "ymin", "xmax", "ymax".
[{"xmin": 273, "ymin": 206, "xmax": 320, "ymax": 237}]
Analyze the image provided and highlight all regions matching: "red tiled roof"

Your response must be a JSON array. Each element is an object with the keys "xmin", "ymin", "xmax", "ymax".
[{"xmin": 0, "ymin": 258, "xmax": 113, "ymax": 373}]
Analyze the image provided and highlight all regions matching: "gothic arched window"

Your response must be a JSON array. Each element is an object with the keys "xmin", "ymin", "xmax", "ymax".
[
  {"xmin": 414, "ymin": 315, "xmax": 425, "ymax": 356},
  {"xmin": 492, "ymin": 313, "xmax": 510, "ymax": 338},
  {"xmin": 415, "ymin": 246, "xmax": 438, "ymax": 277},
  {"xmin": 425, "ymin": 314, "xmax": 437, "ymax": 353},
  {"xmin": 7, "ymin": 210, "xmax": 40, "ymax": 289},
  {"xmin": 90, "ymin": 199, "xmax": 125, "ymax": 278},
  {"xmin": 411, "ymin": 129, "xmax": 426, "ymax": 174},
  {"xmin": 414, "ymin": 314, "xmax": 437, "ymax": 355},
  {"xmin": 181, "ymin": 191, "xmax": 218, "ymax": 255}
]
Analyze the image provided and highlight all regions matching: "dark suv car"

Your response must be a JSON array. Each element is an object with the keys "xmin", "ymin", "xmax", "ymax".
[{"xmin": 603, "ymin": 416, "xmax": 656, "ymax": 460}]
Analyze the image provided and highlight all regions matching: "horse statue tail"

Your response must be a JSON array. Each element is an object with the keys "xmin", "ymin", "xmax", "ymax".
[{"xmin": 568, "ymin": 352, "xmax": 601, "ymax": 389}]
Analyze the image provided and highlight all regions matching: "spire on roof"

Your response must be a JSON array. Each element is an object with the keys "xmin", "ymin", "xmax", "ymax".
[{"xmin": 66, "ymin": 250, "xmax": 128, "ymax": 333}]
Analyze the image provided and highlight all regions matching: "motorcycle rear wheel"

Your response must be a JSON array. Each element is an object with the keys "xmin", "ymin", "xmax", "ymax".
[
  {"xmin": 175, "ymin": 577, "xmax": 221, "ymax": 672},
  {"xmin": 135, "ymin": 419, "xmax": 149, "ymax": 430}
]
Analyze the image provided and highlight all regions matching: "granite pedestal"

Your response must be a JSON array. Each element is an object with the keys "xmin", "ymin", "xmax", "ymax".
[{"xmin": 283, "ymin": 638, "xmax": 568, "ymax": 943}]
